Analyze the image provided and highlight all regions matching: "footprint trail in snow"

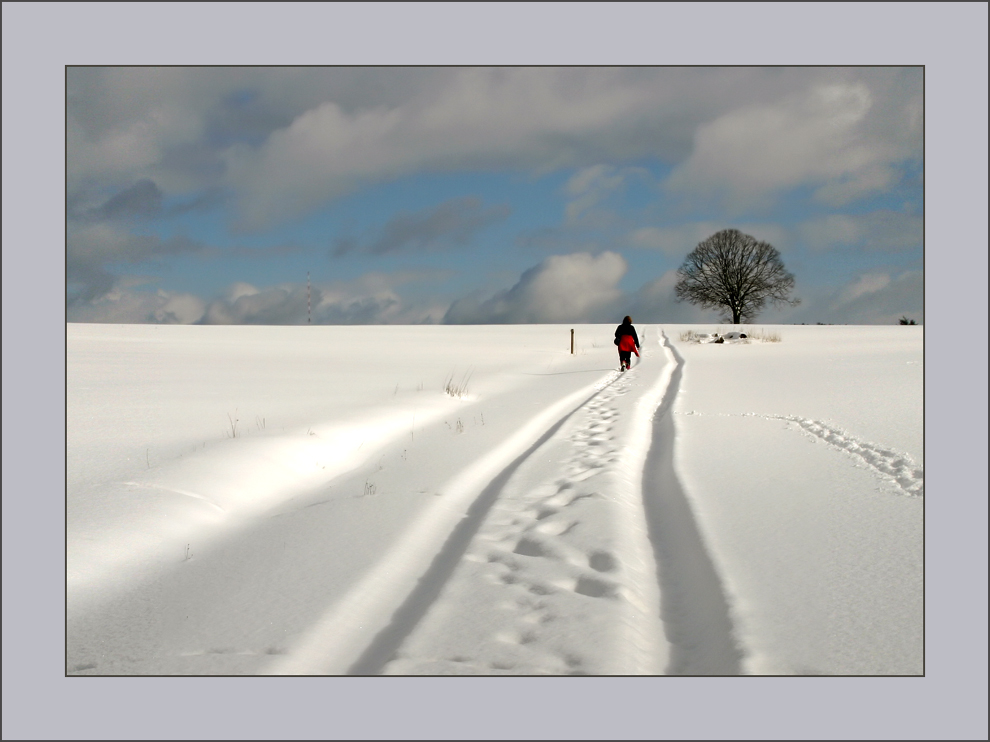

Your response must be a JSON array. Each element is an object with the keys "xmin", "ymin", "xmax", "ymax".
[
  {"xmin": 678, "ymin": 411, "xmax": 924, "ymax": 498},
  {"xmin": 381, "ymin": 359, "xmax": 670, "ymax": 675}
]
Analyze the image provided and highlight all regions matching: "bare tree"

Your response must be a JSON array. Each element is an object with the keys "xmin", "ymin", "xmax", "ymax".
[{"xmin": 674, "ymin": 229, "xmax": 799, "ymax": 324}]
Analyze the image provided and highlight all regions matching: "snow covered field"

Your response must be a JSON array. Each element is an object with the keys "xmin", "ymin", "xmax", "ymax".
[{"xmin": 66, "ymin": 322, "xmax": 923, "ymax": 676}]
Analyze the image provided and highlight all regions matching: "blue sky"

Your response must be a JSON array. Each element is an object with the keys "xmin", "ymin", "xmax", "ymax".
[{"xmin": 66, "ymin": 66, "xmax": 924, "ymax": 325}]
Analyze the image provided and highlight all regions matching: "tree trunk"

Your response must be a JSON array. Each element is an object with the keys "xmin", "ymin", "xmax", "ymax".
[{"xmin": 732, "ymin": 308, "xmax": 741, "ymax": 324}]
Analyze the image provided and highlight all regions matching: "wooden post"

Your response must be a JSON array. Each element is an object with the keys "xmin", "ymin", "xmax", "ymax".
[{"xmin": 570, "ymin": 329, "xmax": 574, "ymax": 354}]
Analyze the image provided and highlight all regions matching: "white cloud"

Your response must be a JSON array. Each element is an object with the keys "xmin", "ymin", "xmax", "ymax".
[
  {"xmin": 203, "ymin": 284, "xmax": 306, "ymax": 325},
  {"xmin": 444, "ymin": 252, "xmax": 627, "ymax": 324},
  {"xmin": 666, "ymin": 77, "xmax": 921, "ymax": 209},
  {"xmin": 154, "ymin": 291, "xmax": 207, "ymax": 324},
  {"xmin": 67, "ymin": 67, "xmax": 922, "ymax": 232},
  {"xmin": 67, "ymin": 68, "xmax": 211, "ymax": 196},
  {"xmin": 224, "ymin": 282, "xmax": 260, "ymax": 303},
  {"xmin": 67, "ymin": 270, "xmax": 448, "ymax": 326},
  {"xmin": 835, "ymin": 273, "xmax": 893, "ymax": 306},
  {"xmin": 827, "ymin": 270, "xmax": 922, "ymax": 324},
  {"xmin": 67, "ymin": 222, "xmax": 208, "ymax": 303},
  {"xmin": 67, "ymin": 286, "xmax": 206, "ymax": 324},
  {"xmin": 67, "ymin": 120, "xmax": 163, "ymax": 193},
  {"xmin": 201, "ymin": 271, "xmax": 447, "ymax": 325},
  {"xmin": 224, "ymin": 69, "xmax": 659, "ymax": 230}
]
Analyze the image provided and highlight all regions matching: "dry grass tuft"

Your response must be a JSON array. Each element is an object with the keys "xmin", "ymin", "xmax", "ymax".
[{"xmin": 443, "ymin": 369, "xmax": 473, "ymax": 398}]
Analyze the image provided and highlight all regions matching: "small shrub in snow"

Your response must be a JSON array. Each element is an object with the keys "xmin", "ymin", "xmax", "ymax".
[
  {"xmin": 443, "ymin": 370, "xmax": 472, "ymax": 398},
  {"xmin": 747, "ymin": 329, "xmax": 781, "ymax": 343},
  {"xmin": 680, "ymin": 330, "xmax": 722, "ymax": 342}
]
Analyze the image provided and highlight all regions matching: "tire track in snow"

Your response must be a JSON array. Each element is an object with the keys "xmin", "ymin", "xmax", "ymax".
[
  {"xmin": 266, "ymin": 372, "xmax": 627, "ymax": 676},
  {"xmin": 345, "ymin": 387, "xmax": 612, "ymax": 676},
  {"xmin": 642, "ymin": 334, "xmax": 745, "ymax": 675},
  {"xmin": 375, "ymin": 356, "xmax": 670, "ymax": 676},
  {"xmin": 677, "ymin": 411, "xmax": 924, "ymax": 498}
]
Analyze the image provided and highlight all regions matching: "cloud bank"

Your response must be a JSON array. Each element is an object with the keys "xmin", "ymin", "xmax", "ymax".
[
  {"xmin": 666, "ymin": 77, "xmax": 922, "ymax": 210},
  {"xmin": 68, "ymin": 67, "xmax": 921, "ymax": 231},
  {"xmin": 64, "ymin": 67, "xmax": 923, "ymax": 327},
  {"xmin": 444, "ymin": 252, "xmax": 627, "ymax": 324}
]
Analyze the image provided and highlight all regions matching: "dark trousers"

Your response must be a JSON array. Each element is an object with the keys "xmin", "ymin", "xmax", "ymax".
[{"xmin": 619, "ymin": 350, "xmax": 632, "ymax": 366}]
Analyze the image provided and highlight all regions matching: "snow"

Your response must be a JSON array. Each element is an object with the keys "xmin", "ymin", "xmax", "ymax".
[
  {"xmin": 66, "ymin": 322, "xmax": 923, "ymax": 676},
  {"xmin": 669, "ymin": 325, "xmax": 923, "ymax": 675}
]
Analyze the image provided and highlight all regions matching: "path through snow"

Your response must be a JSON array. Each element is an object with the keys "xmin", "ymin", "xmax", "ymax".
[{"xmin": 271, "ymin": 330, "xmax": 688, "ymax": 675}]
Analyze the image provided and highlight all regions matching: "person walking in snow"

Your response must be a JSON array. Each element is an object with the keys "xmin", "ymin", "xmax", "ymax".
[{"xmin": 614, "ymin": 315, "xmax": 640, "ymax": 371}]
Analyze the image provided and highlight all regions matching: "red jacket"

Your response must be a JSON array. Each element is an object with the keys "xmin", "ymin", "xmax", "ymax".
[
  {"xmin": 616, "ymin": 324, "xmax": 640, "ymax": 355},
  {"xmin": 618, "ymin": 334, "xmax": 639, "ymax": 354}
]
